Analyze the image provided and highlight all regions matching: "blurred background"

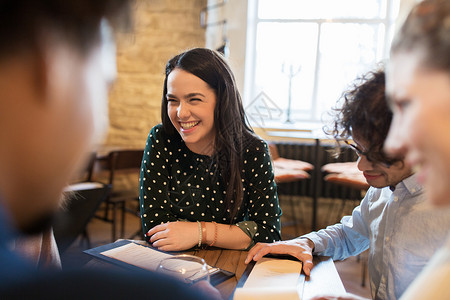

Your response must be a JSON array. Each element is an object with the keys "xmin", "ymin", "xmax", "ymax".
[{"xmin": 106, "ymin": 0, "xmax": 418, "ymax": 149}]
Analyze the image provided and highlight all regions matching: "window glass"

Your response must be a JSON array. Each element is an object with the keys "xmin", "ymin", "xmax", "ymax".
[
  {"xmin": 254, "ymin": 22, "xmax": 318, "ymax": 121},
  {"xmin": 247, "ymin": 0, "xmax": 399, "ymax": 126},
  {"xmin": 315, "ymin": 23, "xmax": 384, "ymax": 120},
  {"xmin": 258, "ymin": 0, "xmax": 386, "ymax": 19}
]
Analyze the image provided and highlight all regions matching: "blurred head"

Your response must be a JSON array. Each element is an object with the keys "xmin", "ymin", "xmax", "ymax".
[
  {"xmin": 161, "ymin": 48, "xmax": 255, "ymax": 220},
  {"xmin": 385, "ymin": 0, "xmax": 450, "ymax": 206},
  {"xmin": 330, "ymin": 68, "xmax": 412, "ymax": 188},
  {"xmin": 0, "ymin": 0, "xmax": 132, "ymax": 233}
]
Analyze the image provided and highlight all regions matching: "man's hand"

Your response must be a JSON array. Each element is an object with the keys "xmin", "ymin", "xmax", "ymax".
[
  {"xmin": 146, "ymin": 221, "xmax": 197, "ymax": 251},
  {"xmin": 244, "ymin": 238, "xmax": 315, "ymax": 276}
]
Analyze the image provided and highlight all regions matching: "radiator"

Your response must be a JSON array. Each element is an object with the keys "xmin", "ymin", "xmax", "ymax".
[{"xmin": 273, "ymin": 141, "xmax": 361, "ymax": 200}]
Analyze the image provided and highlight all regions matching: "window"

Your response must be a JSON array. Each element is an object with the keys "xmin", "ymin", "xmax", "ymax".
[{"xmin": 244, "ymin": 0, "xmax": 400, "ymax": 129}]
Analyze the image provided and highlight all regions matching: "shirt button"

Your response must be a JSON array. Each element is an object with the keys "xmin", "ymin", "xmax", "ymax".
[
  {"xmin": 393, "ymin": 196, "xmax": 399, "ymax": 202},
  {"xmin": 385, "ymin": 237, "xmax": 390, "ymax": 242},
  {"xmin": 411, "ymin": 188, "xmax": 416, "ymax": 193}
]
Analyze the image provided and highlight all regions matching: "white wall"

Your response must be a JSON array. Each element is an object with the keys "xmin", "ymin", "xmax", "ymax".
[{"xmin": 205, "ymin": 0, "xmax": 248, "ymax": 96}]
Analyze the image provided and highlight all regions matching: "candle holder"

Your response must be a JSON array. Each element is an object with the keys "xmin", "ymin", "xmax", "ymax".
[{"xmin": 281, "ymin": 62, "xmax": 301, "ymax": 124}]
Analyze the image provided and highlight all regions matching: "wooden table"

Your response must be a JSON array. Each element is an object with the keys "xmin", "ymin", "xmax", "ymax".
[
  {"xmin": 190, "ymin": 248, "xmax": 346, "ymax": 300},
  {"xmin": 86, "ymin": 242, "xmax": 345, "ymax": 300}
]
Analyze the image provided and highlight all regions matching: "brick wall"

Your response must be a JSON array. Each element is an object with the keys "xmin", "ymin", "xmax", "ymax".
[{"xmin": 105, "ymin": 0, "xmax": 207, "ymax": 148}]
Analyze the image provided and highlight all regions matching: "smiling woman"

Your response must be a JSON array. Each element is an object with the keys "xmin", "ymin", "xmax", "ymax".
[
  {"xmin": 139, "ymin": 48, "xmax": 282, "ymax": 252},
  {"xmin": 385, "ymin": 0, "xmax": 450, "ymax": 207},
  {"xmin": 166, "ymin": 68, "xmax": 217, "ymax": 156}
]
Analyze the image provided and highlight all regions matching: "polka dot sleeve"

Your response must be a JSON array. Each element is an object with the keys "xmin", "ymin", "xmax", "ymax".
[
  {"xmin": 139, "ymin": 125, "xmax": 176, "ymax": 242},
  {"xmin": 236, "ymin": 140, "xmax": 282, "ymax": 247}
]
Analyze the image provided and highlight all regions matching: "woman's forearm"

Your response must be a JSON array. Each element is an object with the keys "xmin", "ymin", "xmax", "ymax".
[{"xmin": 202, "ymin": 222, "xmax": 251, "ymax": 250}]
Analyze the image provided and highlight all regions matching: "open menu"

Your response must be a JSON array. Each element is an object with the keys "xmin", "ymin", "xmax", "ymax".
[
  {"xmin": 84, "ymin": 239, "xmax": 234, "ymax": 285},
  {"xmin": 233, "ymin": 257, "xmax": 304, "ymax": 300}
]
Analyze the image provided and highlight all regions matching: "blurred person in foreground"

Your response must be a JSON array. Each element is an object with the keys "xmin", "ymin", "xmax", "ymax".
[
  {"xmin": 0, "ymin": 1, "xmax": 219, "ymax": 299},
  {"xmin": 245, "ymin": 67, "xmax": 450, "ymax": 300},
  {"xmin": 385, "ymin": 0, "xmax": 450, "ymax": 299}
]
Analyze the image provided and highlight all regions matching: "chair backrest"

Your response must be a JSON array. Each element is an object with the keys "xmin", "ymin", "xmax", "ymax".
[
  {"xmin": 84, "ymin": 152, "xmax": 97, "ymax": 182},
  {"xmin": 71, "ymin": 152, "xmax": 97, "ymax": 183},
  {"xmin": 267, "ymin": 142, "xmax": 280, "ymax": 160},
  {"xmin": 53, "ymin": 183, "xmax": 111, "ymax": 253},
  {"xmin": 107, "ymin": 149, "xmax": 144, "ymax": 185}
]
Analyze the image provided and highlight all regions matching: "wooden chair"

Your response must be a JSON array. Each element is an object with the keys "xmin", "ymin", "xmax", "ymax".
[
  {"xmin": 95, "ymin": 149, "xmax": 144, "ymax": 242},
  {"xmin": 321, "ymin": 161, "xmax": 368, "ymax": 226},
  {"xmin": 268, "ymin": 142, "xmax": 314, "ymax": 235},
  {"xmin": 69, "ymin": 152, "xmax": 97, "ymax": 183},
  {"xmin": 54, "ymin": 182, "xmax": 111, "ymax": 253},
  {"xmin": 321, "ymin": 162, "xmax": 369, "ymax": 191},
  {"xmin": 61, "ymin": 152, "xmax": 101, "ymax": 246}
]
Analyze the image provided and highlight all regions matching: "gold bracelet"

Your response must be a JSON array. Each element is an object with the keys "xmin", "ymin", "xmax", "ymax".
[
  {"xmin": 209, "ymin": 221, "xmax": 218, "ymax": 247},
  {"xmin": 201, "ymin": 221, "xmax": 207, "ymax": 245},
  {"xmin": 197, "ymin": 221, "xmax": 202, "ymax": 247}
]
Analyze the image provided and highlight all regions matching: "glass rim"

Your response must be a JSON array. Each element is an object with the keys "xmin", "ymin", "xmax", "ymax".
[
  {"xmin": 160, "ymin": 254, "xmax": 207, "ymax": 264},
  {"xmin": 157, "ymin": 254, "xmax": 210, "ymax": 284}
]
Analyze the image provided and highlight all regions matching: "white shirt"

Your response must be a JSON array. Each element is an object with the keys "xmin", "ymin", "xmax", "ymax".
[{"xmin": 303, "ymin": 174, "xmax": 450, "ymax": 300}]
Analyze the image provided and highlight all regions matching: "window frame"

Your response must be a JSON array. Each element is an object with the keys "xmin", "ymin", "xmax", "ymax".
[{"xmin": 243, "ymin": 0, "xmax": 399, "ymax": 129}]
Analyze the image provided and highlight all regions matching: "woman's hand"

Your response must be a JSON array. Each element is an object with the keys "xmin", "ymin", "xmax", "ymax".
[
  {"xmin": 146, "ymin": 221, "xmax": 198, "ymax": 251},
  {"xmin": 245, "ymin": 238, "xmax": 315, "ymax": 276}
]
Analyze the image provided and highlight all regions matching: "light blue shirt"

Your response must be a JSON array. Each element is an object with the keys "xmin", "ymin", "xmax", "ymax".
[
  {"xmin": 303, "ymin": 174, "xmax": 450, "ymax": 300},
  {"xmin": 400, "ymin": 234, "xmax": 450, "ymax": 300}
]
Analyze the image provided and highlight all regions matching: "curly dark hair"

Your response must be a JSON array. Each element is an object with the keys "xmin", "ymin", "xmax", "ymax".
[{"xmin": 327, "ymin": 67, "xmax": 400, "ymax": 165}]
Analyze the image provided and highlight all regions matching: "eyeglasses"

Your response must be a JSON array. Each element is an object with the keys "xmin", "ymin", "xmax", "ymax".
[{"xmin": 344, "ymin": 140, "xmax": 391, "ymax": 168}]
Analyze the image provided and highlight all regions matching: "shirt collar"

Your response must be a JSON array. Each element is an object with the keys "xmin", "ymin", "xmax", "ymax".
[{"xmin": 394, "ymin": 173, "xmax": 423, "ymax": 196}]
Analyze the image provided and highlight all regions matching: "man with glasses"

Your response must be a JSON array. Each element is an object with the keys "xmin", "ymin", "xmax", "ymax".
[{"xmin": 245, "ymin": 68, "xmax": 450, "ymax": 300}]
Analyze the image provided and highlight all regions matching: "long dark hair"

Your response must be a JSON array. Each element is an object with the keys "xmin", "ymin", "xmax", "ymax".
[{"xmin": 161, "ymin": 48, "xmax": 257, "ymax": 221}]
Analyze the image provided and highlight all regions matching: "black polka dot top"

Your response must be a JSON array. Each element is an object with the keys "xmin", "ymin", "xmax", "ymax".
[{"xmin": 139, "ymin": 124, "xmax": 282, "ymax": 248}]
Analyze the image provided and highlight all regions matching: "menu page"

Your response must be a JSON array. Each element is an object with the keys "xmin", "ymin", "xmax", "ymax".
[
  {"xmin": 100, "ymin": 242, "xmax": 220, "ymax": 277},
  {"xmin": 101, "ymin": 242, "xmax": 173, "ymax": 271},
  {"xmin": 234, "ymin": 257, "xmax": 303, "ymax": 300}
]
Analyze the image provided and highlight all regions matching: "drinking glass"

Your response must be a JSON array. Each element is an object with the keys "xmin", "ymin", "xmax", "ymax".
[{"xmin": 156, "ymin": 255, "xmax": 210, "ymax": 284}]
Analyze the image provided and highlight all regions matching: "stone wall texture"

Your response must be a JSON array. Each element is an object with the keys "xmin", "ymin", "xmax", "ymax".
[{"xmin": 105, "ymin": 0, "xmax": 207, "ymax": 148}]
